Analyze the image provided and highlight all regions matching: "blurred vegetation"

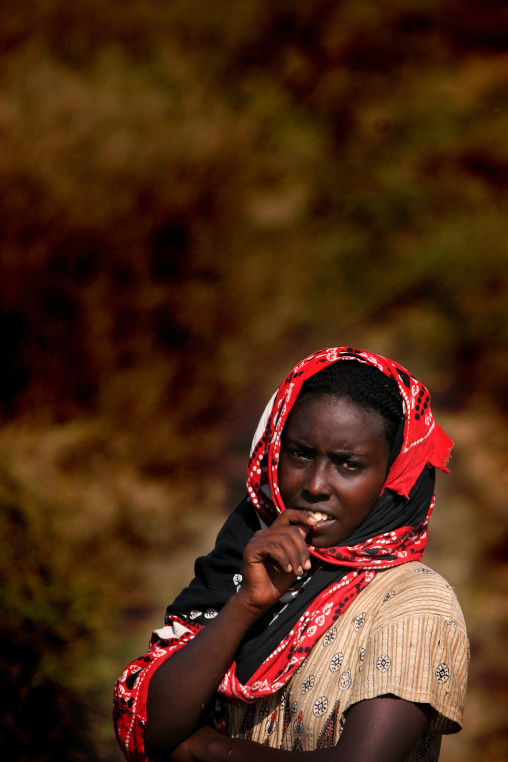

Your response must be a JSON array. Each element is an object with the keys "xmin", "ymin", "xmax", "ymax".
[{"xmin": 0, "ymin": 1, "xmax": 507, "ymax": 760}]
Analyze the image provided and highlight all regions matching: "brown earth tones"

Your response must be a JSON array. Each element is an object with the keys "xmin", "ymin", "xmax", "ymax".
[{"xmin": 0, "ymin": 2, "xmax": 507, "ymax": 760}]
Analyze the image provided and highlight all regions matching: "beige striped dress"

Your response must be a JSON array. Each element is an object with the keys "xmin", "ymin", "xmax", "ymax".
[{"xmin": 221, "ymin": 562, "xmax": 469, "ymax": 761}]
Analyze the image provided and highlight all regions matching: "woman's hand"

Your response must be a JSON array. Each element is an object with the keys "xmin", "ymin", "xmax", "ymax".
[
  {"xmin": 169, "ymin": 726, "xmax": 225, "ymax": 762},
  {"xmin": 238, "ymin": 509, "xmax": 318, "ymax": 613}
]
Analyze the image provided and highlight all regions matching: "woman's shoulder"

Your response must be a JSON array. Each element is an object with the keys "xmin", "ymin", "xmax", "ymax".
[
  {"xmin": 364, "ymin": 561, "xmax": 467, "ymax": 632},
  {"xmin": 375, "ymin": 561, "xmax": 461, "ymax": 596}
]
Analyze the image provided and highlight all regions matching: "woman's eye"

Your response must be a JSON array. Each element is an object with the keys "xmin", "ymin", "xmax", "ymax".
[
  {"xmin": 338, "ymin": 459, "xmax": 362, "ymax": 471},
  {"xmin": 288, "ymin": 448, "xmax": 311, "ymax": 460}
]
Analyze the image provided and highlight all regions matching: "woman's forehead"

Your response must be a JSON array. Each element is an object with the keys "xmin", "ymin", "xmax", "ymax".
[{"xmin": 284, "ymin": 394, "xmax": 388, "ymax": 451}]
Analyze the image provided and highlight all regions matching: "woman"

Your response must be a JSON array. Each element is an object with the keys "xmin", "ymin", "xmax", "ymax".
[{"xmin": 113, "ymin": 347, "xmax": 469, "ymax": 762}]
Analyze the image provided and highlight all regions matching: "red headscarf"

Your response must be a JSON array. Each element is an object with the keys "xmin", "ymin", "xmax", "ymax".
[{"xmin": 247, "ymin": 347, "xmax": 452, "ymax": 559}]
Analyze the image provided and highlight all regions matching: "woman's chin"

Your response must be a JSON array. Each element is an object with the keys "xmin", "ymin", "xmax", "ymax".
[{"xmin": 307, "ymin": 523, "xmax": 345, "ymax": 549}]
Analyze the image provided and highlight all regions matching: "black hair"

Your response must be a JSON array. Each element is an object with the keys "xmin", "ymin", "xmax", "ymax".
[{"xmin": 298, "ymin": 361, "xmax": 403, "ymax": 452}]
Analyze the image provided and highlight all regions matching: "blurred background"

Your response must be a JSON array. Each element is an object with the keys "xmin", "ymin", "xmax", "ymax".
[{"xmin": 0, "ymin": 1, "xmax": 507, "ymax": 760}]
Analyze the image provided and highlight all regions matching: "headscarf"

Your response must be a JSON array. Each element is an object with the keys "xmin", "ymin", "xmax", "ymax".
[
  {"xmin": 248, "ymin": 347, "xmax": 451, "ymax": 515},
  {"xmin": 113, "ymin": 348, "xmax": 453, "ymax": 756}
]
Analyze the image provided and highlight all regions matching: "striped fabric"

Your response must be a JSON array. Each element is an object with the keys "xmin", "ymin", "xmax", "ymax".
[{"xmin": 223, "ymin": 561, "xmax": 469, "ymax": 760}]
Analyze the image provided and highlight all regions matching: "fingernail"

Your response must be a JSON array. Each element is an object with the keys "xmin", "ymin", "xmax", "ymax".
[{"xmin": 304, "ymin": 559, "xmax": 311, "ymax": 569}]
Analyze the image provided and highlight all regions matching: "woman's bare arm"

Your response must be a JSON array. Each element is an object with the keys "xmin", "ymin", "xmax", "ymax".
[
  {"xmin": 144, "ymin": 510, "xmax": 318, "ymax": 757},
  {"xmin": 169, "ymin": 694, "xmax": 430, "ymax": 762}
]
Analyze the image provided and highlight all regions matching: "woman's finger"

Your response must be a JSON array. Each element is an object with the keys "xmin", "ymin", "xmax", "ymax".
[
  {"xmin": 247, "ymin": 525, "xmax": 312, "ymax": 575},
  {"xmin": 271, "ymin": 509, "xmax": 319, "ymax": 538}
]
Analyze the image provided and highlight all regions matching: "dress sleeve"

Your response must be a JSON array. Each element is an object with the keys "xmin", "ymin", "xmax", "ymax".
[
  {"xmin": 344, "ymin": 568, "xmax": 469, "ymax": 734},
  {"xmin": 113, "ymin": 620, "xmax": 200, "ymax": 762}
]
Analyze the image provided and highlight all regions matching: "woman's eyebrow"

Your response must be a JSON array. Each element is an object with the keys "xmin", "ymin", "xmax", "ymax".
[
  {"xmin": 284, "ymin": 438, "xmax": 313, "ymax": 448},
  {"xmin": 285, "ymin": 439, "xmax": 360, "ymax": 458}
]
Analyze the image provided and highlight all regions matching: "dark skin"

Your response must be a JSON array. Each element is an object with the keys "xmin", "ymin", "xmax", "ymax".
[
  {"xmin": 145, "ymin": 395, "xmax": 431, "ymax": 761},
  {"xmin": 167, "ymin": 696, "xmax": 431, "ymax": 762}
]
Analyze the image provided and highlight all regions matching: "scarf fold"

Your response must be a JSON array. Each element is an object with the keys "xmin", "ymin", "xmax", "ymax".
[{"xmin": 163, "ymin": 347, "xmax": 452, "ymax": 703}]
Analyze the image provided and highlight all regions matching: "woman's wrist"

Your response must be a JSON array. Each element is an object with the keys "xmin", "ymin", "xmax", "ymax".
[{"xmin": 226, "ymin": 586, "xmax": 270, "ymax": 626}]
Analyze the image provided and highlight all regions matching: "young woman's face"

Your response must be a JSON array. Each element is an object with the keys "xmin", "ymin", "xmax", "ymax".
[{"xmin": 278, "ymin": 394, "xmax": 390, "ymax": 548}]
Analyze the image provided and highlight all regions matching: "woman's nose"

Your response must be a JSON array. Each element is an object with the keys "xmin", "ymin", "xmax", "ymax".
[{"xmin": 303, "ymin": 460, "xmax": 331, "ymax": 500}]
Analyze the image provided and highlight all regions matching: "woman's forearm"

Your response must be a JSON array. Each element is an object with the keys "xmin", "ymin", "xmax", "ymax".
[
  {"xmin": 136, "ymin": 528, "xmax": 302, "ymax": 762},
  {"xmin": 170, "ymin": 696, "xmax": 430, "ymax": 762},
  {"xmin": 144, "ymin": 592, "xmax": 263, "ymax": 756},
  {"xmin": 145, "ymin": 510, "xmax": 317, "ymax": 757},
  {"xmin": 171, "ymin": 730, "xmax": 332, "ymax": 762}
]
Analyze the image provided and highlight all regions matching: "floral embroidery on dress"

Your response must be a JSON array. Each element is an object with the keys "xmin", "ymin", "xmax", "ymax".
[
  {"xmin": 300, "ymin": 675, "xmax": 315, "ymax": 694},
  {"xmin": 329, "ymin": 652, "xmax": 344, "ymax": 672},
  {"xmin": 313, "ymin": 696, "xmax": 329, "ymax": 717},
  {"xmin": 435, "ymin": 663, "xmax": 450, "ymax": 684},
  {"xmin": 376, "ymin": 654, "xmax": 391, "ymax": 672},
  {"xmin": 338, "ymin": 668, "xmax": 352, "ymax": 691}
]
